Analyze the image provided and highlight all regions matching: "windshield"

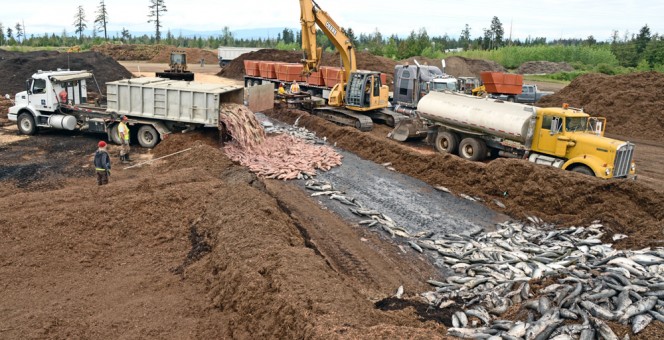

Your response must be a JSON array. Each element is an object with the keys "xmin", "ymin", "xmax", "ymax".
[
  {"xmin": 432, "ymin": 82, "xmax": 457, "ymax": 91},
  {"xmin": 565, "ymin": 117, "xmax": 588, "ymax": 132}
]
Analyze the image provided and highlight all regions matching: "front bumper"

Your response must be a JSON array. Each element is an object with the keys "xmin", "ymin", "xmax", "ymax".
[{"xmin": 7, "ymin": 113, "xmax": 17, "ymax": 122}]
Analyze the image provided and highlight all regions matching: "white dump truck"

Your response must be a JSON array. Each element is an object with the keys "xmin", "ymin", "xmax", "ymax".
[
  {"xmin": 218, "ymin": 47, "xmax": 263, "ymax": 67},
  {"xmin": 390, "ymin": 91, "xmax": 636, "ymax": 179},
  {"xmin": 6, "ymin": 70, "xmax": 244, "ymax": 147}
]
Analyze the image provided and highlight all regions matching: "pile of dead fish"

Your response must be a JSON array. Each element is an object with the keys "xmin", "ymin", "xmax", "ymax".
[
  {"xmin": 407, "ymin": 221, "xmax": 664, "ymax": 339},
  {"xmin": 219, "ymin": 103, "xmax": 266, "ymax": 149},
  {"xmin": 222, "ymin": 110, "xmax": 342, "ymax": 180},
  {"xmin": 262, "ymin": 121, "xmax": 321, "ymax": 144}
]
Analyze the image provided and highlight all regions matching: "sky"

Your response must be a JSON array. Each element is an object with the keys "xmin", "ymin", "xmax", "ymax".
[{"xmin": 1, "ymin": 0, "xmax": 662, "ymax": 41}]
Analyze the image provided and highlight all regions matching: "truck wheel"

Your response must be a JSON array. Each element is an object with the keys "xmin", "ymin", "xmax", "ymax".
[
  {"xmin": 458, "ymin": 138, "xmax": 487, "ymax": 161},
  {"xmin": 137, "ymin": 125, "xmax": 159, "ymax": 148},
  {"xmin": 434, "ymin": 131, "xmax": 459, "ymax": 154},
  {"xmin": 109, "ymin": 124, "xmax": 123, "ymax": 145},
  {"xmin": 507, "ymin": 96, "xmax": 515, "ymax": 102},
  {"xmin": 17, "ymin": 113, "xmax": 37, "ymax": 135},
  {"xmin": 570, "ymin": 165, "xmax": 595, "ymax": 177}
]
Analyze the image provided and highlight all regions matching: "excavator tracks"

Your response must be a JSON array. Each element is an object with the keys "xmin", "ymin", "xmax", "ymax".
[
  {"xmin": 312, "ymin": 107, "xmax": 407, "ymax": 132},
  {"xmin": 313, "ymin": 107, "xmax": 374, "ymax": 131}
]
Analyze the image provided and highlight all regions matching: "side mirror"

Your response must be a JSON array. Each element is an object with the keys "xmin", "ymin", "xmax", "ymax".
[
  {"xmin": 550, "ymin": 118, "xmax": 560, "ymax": 135},
  {"xmin": 4, "ymin": 94, "xmax": 9, "ymax": 100}
]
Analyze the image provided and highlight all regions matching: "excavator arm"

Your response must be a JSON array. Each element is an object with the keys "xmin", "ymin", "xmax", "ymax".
[{"xmin": 299, "ymin": 0, "xmax": 356, "ymax": 82}]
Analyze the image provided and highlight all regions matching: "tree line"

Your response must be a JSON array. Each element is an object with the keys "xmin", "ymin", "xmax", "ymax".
[{"xmin": 0, "ymin": 2, "xmax": 662, "ymax": 71}]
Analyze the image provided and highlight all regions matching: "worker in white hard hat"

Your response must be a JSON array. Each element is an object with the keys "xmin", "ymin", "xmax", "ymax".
[{"xmin": 290, "ymin": 80, "xmax": 300, "ymax": 94}]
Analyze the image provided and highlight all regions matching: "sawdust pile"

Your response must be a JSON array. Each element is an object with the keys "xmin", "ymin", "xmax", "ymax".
[
  {"xmin": 220, "ymin": 104, "xmax": 342, "ymax": 180},
  {"xmin": 0, "ymin": 50, "xmax": 133, "ymax": 96},
  {"xmin": 517, "ymin": 61, "xmax": 574, "ymax": 74},
  {"xmin": 443, "ymin": 56, "xmax": 507, "ymax": 78},
  {"xmin": 537, "ymin": 72, "xmax": 664, "ymax": 142},
  {"xmin": 268, "ymin": 108, "xmax": 664, "ymax": 250},
  {"xmin": 91, "ymin": 43, "xmax": 219, "ymax": 64}
]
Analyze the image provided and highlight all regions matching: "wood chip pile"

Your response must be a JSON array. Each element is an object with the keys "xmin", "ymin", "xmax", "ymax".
[{"xmin": 220, "ymin": 104, "xmax": 342, "ymax": 180}]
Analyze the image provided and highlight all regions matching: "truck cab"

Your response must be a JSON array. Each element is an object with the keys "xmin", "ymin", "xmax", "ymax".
[
  {"xmin": 493, "ymin": 84, "xmax": 553, "ymax": 104},
  {"xmin": 393, "ymin": 63, "xmax": 457, "ymax": 108},
  {"xmin": 530, "ymin": 106, "xmax": 635, "ymax": 178},
  {"xmin": 8, "ymin": 70, "xmax": 92, "ymax": 134}
]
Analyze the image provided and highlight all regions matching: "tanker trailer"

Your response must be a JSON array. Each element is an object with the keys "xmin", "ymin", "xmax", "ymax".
[{"xmin": 389, "ymin": 91, "xmax": 636, "ymax": 179}]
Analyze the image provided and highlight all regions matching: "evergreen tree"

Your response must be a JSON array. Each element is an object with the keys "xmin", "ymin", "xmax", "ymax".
[
  {"xmin": 460, "ymin": 24, "xmax": 471, "ymax": 49},
  {"xmin": 15, "ymin": 23, "xmax": 23, "ymax": 44},
  {"xmin": 73, "ymin": 5, "xmax": 87, "ymax": 42},
  {"xmin": 489, "ymin": 16, "xmax": 504, "ymax": 49},
  {"xmin": 95, "ymin": 0, "xmax": 109, "ymax": 40},
  {"xmin": 148, "ymin": 0, "xmax": 167, "ymax": 43},
  {"xmin": 0, "ymin": 23, "xmax": 5, "ymax": 46},
  {"xmin": 636, "ymin": 24, "xmax": 651, "ymax": 54}
]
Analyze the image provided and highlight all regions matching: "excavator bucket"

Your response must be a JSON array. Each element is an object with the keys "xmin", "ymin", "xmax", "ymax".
[{"xmin": 388, "ymin": 117, "xmax": 427, "ymax": 142}]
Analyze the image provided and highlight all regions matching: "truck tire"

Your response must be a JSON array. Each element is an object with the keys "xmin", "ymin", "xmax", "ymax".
[
  {"xmin": 434, "ymin": 131, "xmax": 459, "ymax": 154},
  {"xmin": 109, "ymin": 124, "xmax": 123, "ymax": 145},
  {"xmin": 570, "ymin": 165, "xmax": 595, "ymax": 177},
  {"xmin": 507, "ymin": 96, "xmax": 515, "ymax": 102},
  {"xmin": 137, "ymin": 125, "xmax": 159, "ymax": 148},
  {"xmin": 17, "ymin": 112, "xmax": 37, "ymax": 135},
  {"xmin": 458, "ymin": 137, "xmax": 487, "ymax": 161}
]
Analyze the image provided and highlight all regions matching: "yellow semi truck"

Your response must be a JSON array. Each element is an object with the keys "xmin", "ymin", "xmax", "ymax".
[{"xmin": 390, "ymin": 91, "xmax": 635, "ymax": 179}]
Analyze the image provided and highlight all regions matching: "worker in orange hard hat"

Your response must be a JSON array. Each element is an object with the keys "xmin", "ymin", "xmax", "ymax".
[
  {"xmin": 94, "ymin": 141, "xmax": 111, "ymax": 185},
  {"xmin": 118, "ymin": 115, "xmax": 131, "ymax": 163}
]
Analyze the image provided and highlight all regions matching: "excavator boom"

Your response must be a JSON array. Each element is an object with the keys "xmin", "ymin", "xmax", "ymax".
[{"xmin": 299, "ymin": 0, "xmax": 355, "ymax": 82}]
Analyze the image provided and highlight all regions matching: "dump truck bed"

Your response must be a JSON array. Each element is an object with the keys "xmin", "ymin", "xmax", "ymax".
[{"xmin": 105, "ymin": 77, "xmax": 244, "ymax": 126}]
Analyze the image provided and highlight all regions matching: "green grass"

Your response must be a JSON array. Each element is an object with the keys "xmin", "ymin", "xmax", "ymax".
[
  {"xmin": 444, "ymin": 45, "xmax": 619, "ymax": 69},
  {"xmin": 523, "ymin": 74, "xmax": 573, "ymax": 84}
]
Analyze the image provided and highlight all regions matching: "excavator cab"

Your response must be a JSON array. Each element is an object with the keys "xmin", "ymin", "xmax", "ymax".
[{"xmin": 344, "ymin": 71, "xmax": 388, "ymax": 111}]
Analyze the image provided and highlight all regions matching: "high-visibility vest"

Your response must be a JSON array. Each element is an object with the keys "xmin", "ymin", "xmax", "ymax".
[{"xmin": 118, "ymin": 121, "xmax": 130, "ymax": 141}]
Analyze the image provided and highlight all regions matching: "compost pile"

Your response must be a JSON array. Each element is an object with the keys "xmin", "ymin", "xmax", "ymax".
[
  {"xmin": 517, "ymin": 61, "xmax": 574, "ymax": 74},
  {"xmin": 443, "ymin": 56, "xmax": 507, "ymax": 78},
  {"xmin": 219, "ymin": 49, "xmax": 398, "ymax": 87},
  {"xmin": 537, "ymin": 72, "xmax": 664, "ymax": 142},
  {"xmin": 0, "ymin": 51, "xmax": 133, "ymax": 96},
  {"xmin": 91, "ymin": 44, "xmax": 218, "ymax": 64},
  {"xmin": 220, "ymin": 104, "xmax": 342, "ymax": 180}
]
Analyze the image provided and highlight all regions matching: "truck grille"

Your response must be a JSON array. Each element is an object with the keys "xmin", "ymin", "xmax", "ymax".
[{"xmin": 613, "ymin": 143, "xmax": 634, "ymax": 177}]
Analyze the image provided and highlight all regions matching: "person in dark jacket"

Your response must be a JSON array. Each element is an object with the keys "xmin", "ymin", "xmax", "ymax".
[{"xmin": 94, "ymin": 141, "xmax": 111, "ymax": 185}]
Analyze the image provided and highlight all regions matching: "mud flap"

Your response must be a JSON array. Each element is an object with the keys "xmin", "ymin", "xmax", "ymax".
[{"xmin": 388, "ymin": 118, "xmax": 427, "ymax": 142}]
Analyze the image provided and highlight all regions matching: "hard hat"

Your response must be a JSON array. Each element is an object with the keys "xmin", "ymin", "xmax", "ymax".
[
  {"xmin": 121, "ymin": 115, "xmax": 128, "ymax": 121},
  {"xmin": 280, "ymin": 83, "xmax": 284, "ymax": 86},
  {"xmin": 98, "ymin": 141, "xmax": 107, "ymax": 148}
]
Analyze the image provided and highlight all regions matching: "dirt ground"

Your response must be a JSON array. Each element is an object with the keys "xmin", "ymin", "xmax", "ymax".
[
  {"xmin": 517, "ymin": 61, "xmax": 574, "ymax": 74},
  {"xmin": 0, "ymin": 128, "xmax": 450, "ymax": 338}
]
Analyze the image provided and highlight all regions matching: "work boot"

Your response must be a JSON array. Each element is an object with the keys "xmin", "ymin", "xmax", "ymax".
[{"xmin": 125, "ymin": 153, "xmax": 131, "ymax": 162}]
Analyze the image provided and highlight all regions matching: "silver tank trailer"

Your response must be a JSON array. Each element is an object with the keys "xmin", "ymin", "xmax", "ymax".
[{"xmin": 417, "ymin": 91, "xmax": 537, "ymax": 144}]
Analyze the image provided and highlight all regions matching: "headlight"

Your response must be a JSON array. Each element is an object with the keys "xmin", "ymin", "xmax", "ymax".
[
  {"xmin": 605, "ymin": 168, "xmax": 611, "ymax": 176},
  {"xmin": 631, "ymin": 162, "xmax": 636, "ymax": 172}
]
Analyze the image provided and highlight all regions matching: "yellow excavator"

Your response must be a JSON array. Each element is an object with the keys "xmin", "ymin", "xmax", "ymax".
[{"xmin": 299, "ymin": 0, "xmax": 403, "ymax": 131}]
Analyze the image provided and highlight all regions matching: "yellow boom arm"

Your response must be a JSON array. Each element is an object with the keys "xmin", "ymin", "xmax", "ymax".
[{"xmin": 299, "ymin": 0, "xmax": 356, "ymax": 82}]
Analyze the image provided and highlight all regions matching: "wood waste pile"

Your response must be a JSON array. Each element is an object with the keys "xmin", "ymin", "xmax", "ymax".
[{"xmin": 220, "ymin": 104, "xmax": 342, "ymax": 180}]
